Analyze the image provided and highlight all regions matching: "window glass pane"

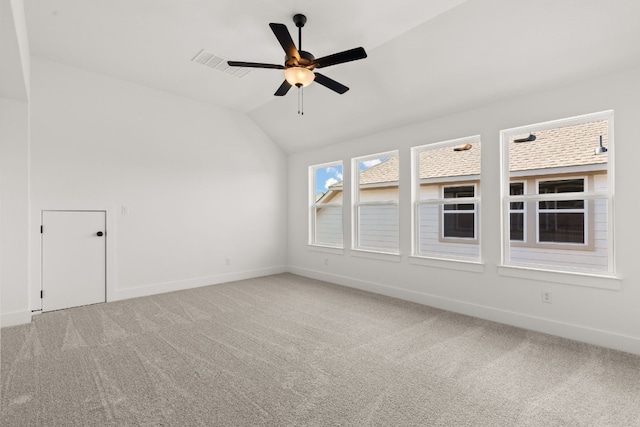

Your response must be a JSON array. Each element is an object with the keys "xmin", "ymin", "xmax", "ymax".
[
  {"xmin": 443, "ymin": 186, "xmax": 474, "ymax": 211},
  {"xmin": 538, "ymin": 179, "xmax": 584, "ymax": 194},
  {"xmin": 414, "ymin": 139, "xmax": 480, "ymax": 261},
  {"xmin": 314, "ymin": 206, "xmax": 343, "ymax": 246},
  {"xmin": 311, "ymin": 162, "xmax": 343, "ymax": 247},
  {"xmin": 510, "ymin": 212, "xmax": 524, "ymax": 241},
  {"xmin": 358, "ymin": 156, "xmax": 398, "ymax": 202},
  {"xmin": 444, "ymin": 186, "xmax": 474, "ymax": 198},
  {"xmin": 538, "ymin": 179, "xmax": 585, "ymax": 210},
  {"xmin": 442, "ymin": 186, "xmax": 475, "ymax": 238},
  {"xmin": 509, "ymin": 183, "xmax": 524, "ymax": 210},
  {"xmin": 509, "ymin": 199, "xmax": 609, "ymax": 272},
  {"xmin": 539, "ymin": 212, "xmax": 584, "ymax": 243},
  {"xmin": 418, "ymin": 143, "xmax": 480, "ymax": 201},
  {"xmin": 444, "ymin": 203, "xmax": 474, "ymax": 211},
  {"xmin": 444, "ymin": 212, "xmax": 474, "ymax": 238},
  {"xmin": 315, "ymin": 164, "xmax": 343, "ymax": 202},
  {"xmin": 539, "ymin": 199, "xmax": 584, "ymax": 210},
  {"xmin": 358, "ymin": 204, "xmax": 399, "ymax": 251},
  {"xmin": 354, "ymin": 152, "xmax": 399, "ymax": 253},
  {"xmin": 505, "ymin": 115, "xmax": 612, "ymax": 274}
]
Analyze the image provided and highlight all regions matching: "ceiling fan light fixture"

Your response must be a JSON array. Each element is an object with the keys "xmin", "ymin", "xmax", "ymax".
[{"xmin": 284, "ymin": 67, "xmax": 314, "ymax": 87}]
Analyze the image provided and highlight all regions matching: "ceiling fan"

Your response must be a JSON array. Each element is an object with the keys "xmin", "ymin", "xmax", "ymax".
[{"xmin": 227, "ymin": 14, "xmax": 367, "ymax": 98}]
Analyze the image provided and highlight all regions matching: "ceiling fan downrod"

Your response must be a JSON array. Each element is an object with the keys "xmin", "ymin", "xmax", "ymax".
[{"xmin": 293, "ymin": 14, "xmax": 306, "ymax": 52}]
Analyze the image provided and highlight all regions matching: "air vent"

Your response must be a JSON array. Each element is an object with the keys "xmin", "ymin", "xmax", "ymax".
[{"xmin": 191, "ymin": 49, "xmax": 251, "ymax": 78}]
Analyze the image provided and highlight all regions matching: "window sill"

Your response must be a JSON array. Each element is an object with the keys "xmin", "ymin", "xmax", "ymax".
[
  {"xmin": 308, "ymin": 244, "xmax": 344, "ymax": 255},
  {"xmin": 409, "ymin": 256, "xmax": 485, "ymax": 273},
  {"xmin": 350, "ymin": 249, "xmax": 401, "ymax": 263},
  {"xmin": 497, "ymin": 265, "xmax": 621, "ymax": 290}
]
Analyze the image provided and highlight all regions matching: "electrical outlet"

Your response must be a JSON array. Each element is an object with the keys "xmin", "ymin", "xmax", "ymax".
[
  {"xmin": 541, "ymin": 290, "xmax": 553, "ymax": 304},
  {"xmin": 225, "ymin": 258, "xmax": 231, "ymax": 266},
  {"xmin": 324, "ymin": 258, "xmax": 329, "ymax": 266}
]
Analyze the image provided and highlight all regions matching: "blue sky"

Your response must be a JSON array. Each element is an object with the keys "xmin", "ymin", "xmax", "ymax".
[
  {"xmin": 315, "ymin": 165, "xmax": 343, "ymax": 196},
  {"xmin": 315, "ymin": 158, "xmax": 386, "ymax": 196}
]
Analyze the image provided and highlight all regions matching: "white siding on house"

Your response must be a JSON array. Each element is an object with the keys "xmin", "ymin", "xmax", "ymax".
[
  {"xmin": 419, "ymin": 185, "xmax": 439, "ymax": 200},
  {"xmin": 359, "ymin": 187, "xmax": 398, "ymax": 202},
  {"xmin": 325, "ymin": 191, "xmax": 343, "ymax": 204},
  {"xmin": 416, "ymin": 183, "xmax": 480, "ymax": 260},
  {"xmin": 314, "ymin": 206, "xmax": 343, "ymax": 246},
  {"xmin": 357, "ymin": 204, "xmax": 399, "ymax": 252},
  {"xmin": 417, "ymin": 204, "xmax": 480, "ymax": 259},
  {"xmin": 594, "ymin": 174, "xmax": 607, "ymax": 191},
  {"xmin": 508, "ymin": 174, "xmax": 609, "ymax": 273}
]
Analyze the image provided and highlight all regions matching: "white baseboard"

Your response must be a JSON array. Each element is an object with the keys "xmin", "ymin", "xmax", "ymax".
[
  {"xmin": 1, "ymin": 310, "xmax": 32, "ymax": 328},
  {"xmin": 288, "ymin": 266, "xmax": 640, "ymax": 356},
  {"xmin": 111, "ymin": 266, "xmax": 287, "ymax": 302}
]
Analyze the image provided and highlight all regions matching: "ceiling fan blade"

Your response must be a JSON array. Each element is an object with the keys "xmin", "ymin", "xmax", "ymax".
[
  {"xmin": 227, "ymin": 61, "xmax": 284, "ymax": 70},
  {"xmin": 313, "ymin": 72, "xmax": 349, "ymax": 94},
  {"xmin": 269, "ymin": 23, "xmax": 300, "ymax": 61},
  {"xmin": 313, "ymin": 47, "xmax": 367, "ymax": 69},
  {"xmin": 274, "ymin": 80, "xmax": 292, "ymax": 96}
]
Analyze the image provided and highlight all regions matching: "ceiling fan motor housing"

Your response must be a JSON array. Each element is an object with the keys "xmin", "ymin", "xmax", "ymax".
[{"xmin": 286, "ymin": 50, "xmax": 315, "ymax": 69}]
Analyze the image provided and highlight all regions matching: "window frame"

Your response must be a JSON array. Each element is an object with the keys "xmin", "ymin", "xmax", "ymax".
[
  {"xmin": 411, "ymin": 135, "xmax": 482, "ymax": 263},
  {"xmin": 500, "ymin": 110, "xmax": 615, "ymax": 277},
  {"xmin": 308, "ymin": 161, "xmax": 344, "ymax": 249},
  {"xmin": 509, "ymin": 181, "xmax": 527, "ymax": 242}
]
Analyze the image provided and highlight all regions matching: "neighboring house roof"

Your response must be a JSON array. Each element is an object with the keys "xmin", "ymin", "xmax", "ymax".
[
  {"xmin": 326, "ymin": 120, "xmax": 607, "ymax": 190},
  {"xmin": 359, "ymin": 157, "xmax": 401, "ymax": 185},
  {"xmin": 510, "ymin": 119, "xmax": 608, "ymax": 172},
  {"xmin": 419, "ymin": 143, "xmax": 481, "ymax": 180}
]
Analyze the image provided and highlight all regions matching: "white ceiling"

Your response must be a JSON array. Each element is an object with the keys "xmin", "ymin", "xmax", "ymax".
[{"xmin": 24, "ymin": 0, "xmax": 640, "ymax": 153}]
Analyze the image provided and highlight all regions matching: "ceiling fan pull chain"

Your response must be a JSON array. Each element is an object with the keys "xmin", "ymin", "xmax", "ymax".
[{"xmin": 297, "ymin": 86, "xmax": 304, "ymax": 115}]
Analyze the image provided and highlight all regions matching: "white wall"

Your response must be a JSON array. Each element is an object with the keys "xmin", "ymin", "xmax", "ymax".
[
  {"xmin": 288, "ymin": 66, "xmax": 640, "ymax": 355},
  {"xmin": 21, "ymin": 57, "xmax": 287, "ymax": 318},
  {"xmin": 0, "ymin": 98, "xmax": 29, "ymax": 326},
  {"xmin": 0, "ymin": 0, "xmax": 30, "ymax": 328}
]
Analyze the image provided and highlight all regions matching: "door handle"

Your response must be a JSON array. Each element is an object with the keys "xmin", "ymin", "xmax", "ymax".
[{"xmin": 97, "ymin": 231, "xmax": 104, "ymax": 237}]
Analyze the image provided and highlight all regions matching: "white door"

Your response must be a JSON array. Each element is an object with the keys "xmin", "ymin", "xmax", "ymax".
[{"xmin": 42, "ymin": 210, "xmax": 106, "ymax": 312}]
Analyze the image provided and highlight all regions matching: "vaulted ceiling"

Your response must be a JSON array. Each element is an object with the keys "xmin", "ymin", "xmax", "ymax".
[{"xmin": 24, "ymin": 0, "xmax": 640, "ymax": 153}]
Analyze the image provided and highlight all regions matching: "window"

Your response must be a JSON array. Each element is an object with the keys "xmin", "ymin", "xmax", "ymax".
[
  {"xmin": 509, "ymin": 182, "xmax": 525, "ymax": 241},
  {"xmin": 537, "ymin": 178, "xmax": 585, "ymax": 244},
  {"xmin": 309, "ymin": 162, "xmax": 343, "ymax": 247},
  {"xmin": 443, "ymin": 185, "xmax": 476, "ymax": 239},
  {"xmin": 501, "ymin": 111, "xmax": 614, "ymax": 274},
  {"xmin": 352, "ymin": 152, "xmax": 399, "ymax": 254},
  {"xmin": 412, "ymin": 136, "xmax": 481, "ymax": 261}
]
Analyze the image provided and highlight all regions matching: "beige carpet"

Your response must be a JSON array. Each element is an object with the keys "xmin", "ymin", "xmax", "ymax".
[{"xmin": 2, "ymin": 273, "xmax": 640, "ymax": 426}]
